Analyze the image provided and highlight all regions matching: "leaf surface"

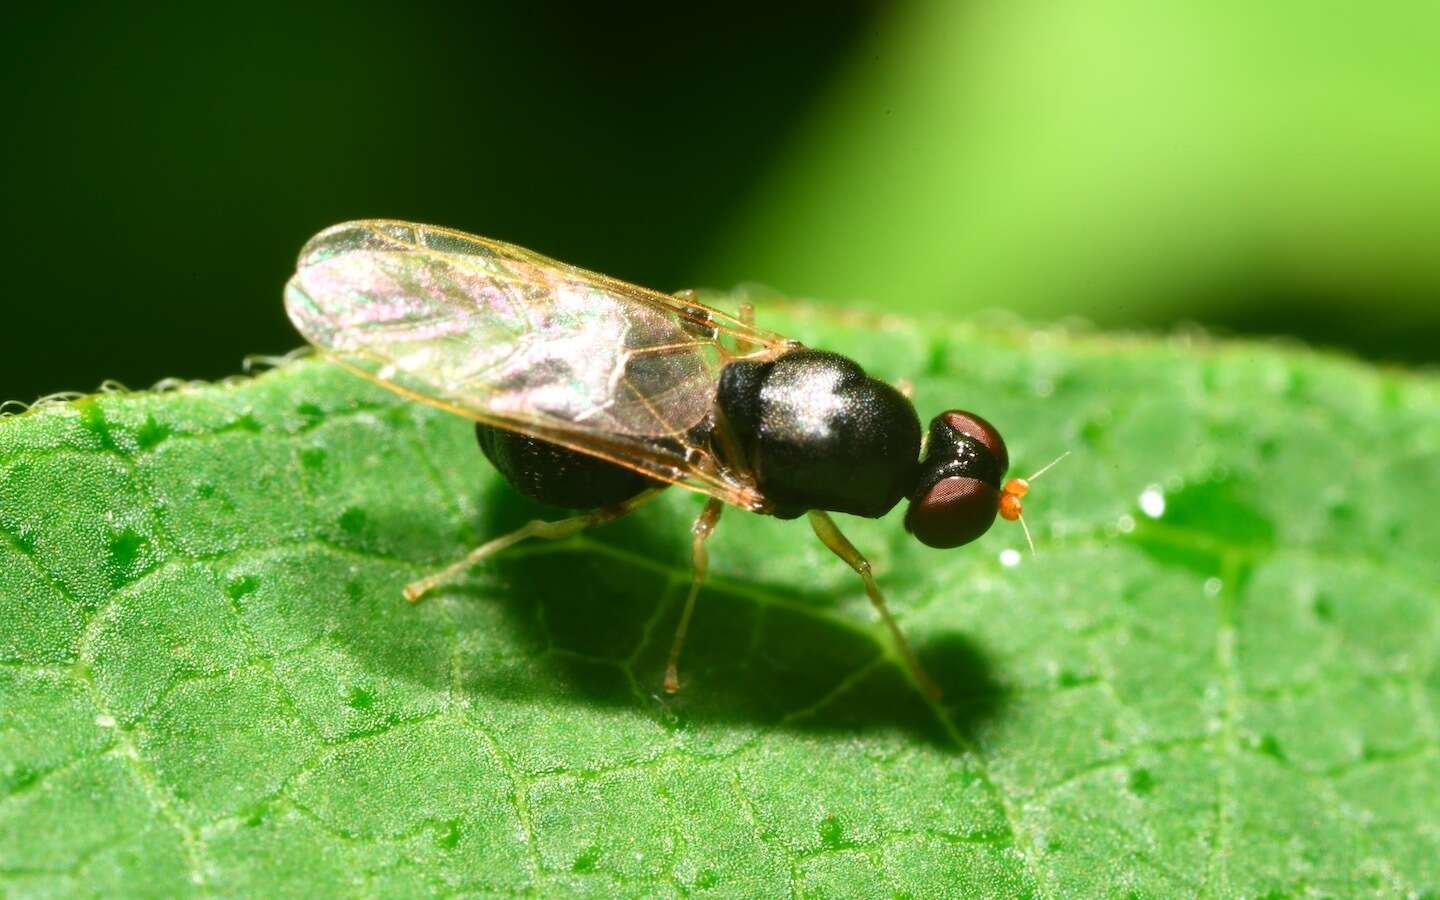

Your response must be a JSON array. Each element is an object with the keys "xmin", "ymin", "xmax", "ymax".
[{"xmin": 2, "ymin": 306, "xmax": 1438, "ymax": 897}]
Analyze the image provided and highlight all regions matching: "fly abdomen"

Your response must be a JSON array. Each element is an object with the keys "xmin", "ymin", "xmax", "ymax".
[{"xmin": 475, "ymin": 424, "xmax": 660, "ymax": 510}]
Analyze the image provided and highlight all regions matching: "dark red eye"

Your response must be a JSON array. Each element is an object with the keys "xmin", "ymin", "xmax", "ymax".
[{"xmin": 903, "ymin": 476, "xmax": 1000, "ymax": 549}]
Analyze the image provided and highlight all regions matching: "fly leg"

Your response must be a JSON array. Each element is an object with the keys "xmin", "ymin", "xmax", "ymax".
[
  {"xmin": 664, "ymin": 497, "xmax": 725, "ymax": 693},
  {"xmin": 675, "ymin": 288, "xmax": 759, "ymax": 357},
  {"xmin": 404, "ymin": 488, "xmax": 666, "ymax": 603},
  {"xmin": 735, "ymin": 300, "xmax": 757, "ymax": 355},
  {"xmin": 806, "ymin": 511, "xmax": 941, "ymax": 700}
]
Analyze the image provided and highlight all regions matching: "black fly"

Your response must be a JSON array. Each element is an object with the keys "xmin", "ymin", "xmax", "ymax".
[{"xmin": 286, "ymin": 220, "xmax": 1038, "ymax": 699}]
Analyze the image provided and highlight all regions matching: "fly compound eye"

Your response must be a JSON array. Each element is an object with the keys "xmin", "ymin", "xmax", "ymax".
[{"xmin": 903, "ymin": 476, "xmax": 1001, "ymax": 549}]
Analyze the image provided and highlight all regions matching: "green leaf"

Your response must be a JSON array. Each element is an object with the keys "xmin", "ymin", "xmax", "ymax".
[{"xmin": 2, "ymin": 306, "xmax": 1437, "ymax": 896}]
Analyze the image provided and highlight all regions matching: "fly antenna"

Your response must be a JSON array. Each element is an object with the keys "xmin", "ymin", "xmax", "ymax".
[
  {"xmin": 1025, "ymin": 450, "xmax": 1070, "ymax": 483},
  {"xmin": 1017, "ymin": 512, "xmax": 1037, "ymax": 556}
]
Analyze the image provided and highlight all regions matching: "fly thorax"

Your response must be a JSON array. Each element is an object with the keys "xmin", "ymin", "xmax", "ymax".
[{"xmin": 716, "ymin": 350, "xmax": 921, "ymax": 520}]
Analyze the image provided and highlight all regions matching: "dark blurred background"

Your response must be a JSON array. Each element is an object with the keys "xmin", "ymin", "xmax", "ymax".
[{"xmin": 5, "ymin": 2, "xmax": 1438, "ymax": 404}]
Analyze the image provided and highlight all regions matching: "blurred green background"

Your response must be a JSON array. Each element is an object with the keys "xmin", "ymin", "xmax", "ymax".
[{"xmin": 5, "ymin": 1, "xmax": 1438, "ymax": 404}]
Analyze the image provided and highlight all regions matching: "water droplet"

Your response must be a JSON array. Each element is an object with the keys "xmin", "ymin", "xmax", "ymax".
[
  {"xmin": 1117, "ymin": 514, "xmax": 1136, "ymax": 534},
  {"xmin": 1203, "ymin": 577, "xmax": 1223, "ymax": 596},
  {"xmin": 999, "ymin": 548, "xmax": 1022, "ymax": 567},
  {"xmin": 1032, "ymin": 377, "xmax": 1055, "ymax": 397},
  {"xmin": 1138, "ymin": 486, "xmax": 1166, "ymax": 518}
]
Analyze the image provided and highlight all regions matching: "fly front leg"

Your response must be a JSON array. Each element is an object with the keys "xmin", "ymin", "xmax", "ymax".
[
  {"xmin": 664, "ymin": 497, "xmax": 725, "ymax": 693},
  {"xmin": 404, "ymin": 488, "xmax": 666, "ymax": 603},
  {"xmin": 807, "ymin": 511, "xmax": 941, "ymax": 700}
]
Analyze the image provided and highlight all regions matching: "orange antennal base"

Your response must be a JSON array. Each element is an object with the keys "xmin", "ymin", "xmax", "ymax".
[{"xmin": 999, "ymin": 451, "xmax": 1070, "ymax": 554}]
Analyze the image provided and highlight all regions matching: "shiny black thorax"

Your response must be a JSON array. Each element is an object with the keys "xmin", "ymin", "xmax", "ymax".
[{"xmin": 715, "ymin": 349, "xmax": 921, "ymax": 519}]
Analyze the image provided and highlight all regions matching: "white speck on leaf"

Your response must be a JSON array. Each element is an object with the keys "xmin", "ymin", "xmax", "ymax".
[{"xmin": 1139, "ymin": 486, "xmax": 1166, "ymax": 518}]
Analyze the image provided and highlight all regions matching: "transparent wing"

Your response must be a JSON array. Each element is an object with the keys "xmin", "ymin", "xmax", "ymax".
[{"xmin": 284, "ymin": 220, "xmax": 793, "ymax": 509}]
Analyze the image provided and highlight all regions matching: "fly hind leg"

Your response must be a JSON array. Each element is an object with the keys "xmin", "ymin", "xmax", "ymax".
[
  {"xmin": 404, "ymin": 488, "xmax": 665, "ymax": 603},
  {"xmin": 664, "ymin": 497, "xmax": 724, "ymax": 693}
]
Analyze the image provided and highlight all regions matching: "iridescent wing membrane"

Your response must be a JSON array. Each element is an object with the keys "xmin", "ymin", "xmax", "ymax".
[{"xmin": 285, "ymin": 220, "xmax": 794, "ymax": 509}]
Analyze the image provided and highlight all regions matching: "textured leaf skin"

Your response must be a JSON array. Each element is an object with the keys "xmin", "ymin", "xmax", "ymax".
[{"xmin": 2, "ymin": 305, "xmax": 1438, "ymax": 897}]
